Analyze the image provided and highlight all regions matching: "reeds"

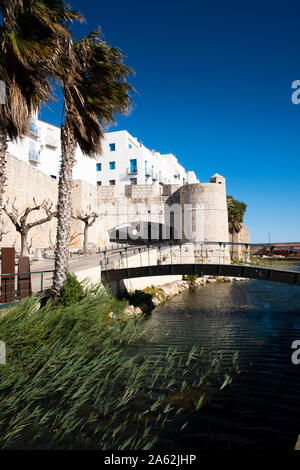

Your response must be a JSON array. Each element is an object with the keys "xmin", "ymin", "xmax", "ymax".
[{"xmin": 0, "ymin": 284, "xmax": 240, "ymax": 450}]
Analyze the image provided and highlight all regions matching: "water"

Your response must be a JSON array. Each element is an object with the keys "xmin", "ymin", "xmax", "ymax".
[{"xmin": 137, "ymin": 269, "xmax": 300, "ymax": 450}]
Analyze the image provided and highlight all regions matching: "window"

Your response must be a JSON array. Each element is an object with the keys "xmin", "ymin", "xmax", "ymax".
[
  {"xmin": 109, "ymin": 161, "xmax": 116, "ymax": 170},
  {"xmin": 29, "ymin": 118, "xmax": 40, "ymax": 137},
  {"xmin": 96, "ymin": 163, "xmax": 101, "ymax": 171},
  {"xmin": 109, "ymin": 180, "xmax": 116, "ymax": 186},
  {"xmin": 97, "ymin": 181, "xmax": 102, "ymax": 186},
  {"xmin": 45, "ymin": 128, "xmax": 57, "ymax": 148},
  {"xmin": 29, "ymin": 118, "xmax": 37, "ymax": 135},
  {"xmin": 109, "ymin": 143, "xmax": 116, "ymax": 151},
  {"xmin": 128, "ymin": 143, "xmax": 132, "ymax": 149},
  {"xmin": 130, "ymin": 178, "xmax": 137, "ymax": 185},
  {"xmin": 28, "ymin": 141, "xmax": 38, "ymax": 162},
  {"xmin": 130, "ymin": 159, "xmax": 137, "ymax": 173}
]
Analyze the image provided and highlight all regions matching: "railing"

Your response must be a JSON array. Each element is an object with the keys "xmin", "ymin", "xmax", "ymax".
[
  {"xmin": 99, "ymin": 241, "xmax": 300, "ymax": 272},
  {"xmin": 99, "ymin": 241, "xmax": 300, "ymax": 286},
  {"xmin": 28, "ymin": 150, "xmax": 40, "ymax": 163},
  {"xmin": 0, "ymin": 270, "xmax": 54, "ymax": 308},
  {"xmin": 45, "ymin": 136, "xmax": 58, "ymax": 148},
  {"xmin": 127, "ymin": 167, "xmax": 138, "ymax": 175}
]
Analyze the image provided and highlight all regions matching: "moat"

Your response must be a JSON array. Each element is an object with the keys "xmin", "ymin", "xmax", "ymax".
[{"xmin": 136, "ymin": 266, "xmax": 300, "ymax": 450}]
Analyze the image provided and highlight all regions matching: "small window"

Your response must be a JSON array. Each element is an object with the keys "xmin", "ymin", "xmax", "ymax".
[
  {"xmin": 130, "ymin": 159, "xmax": 137, "ymax": 173},
  {"xmin": 29, "ymin": 118, "xmax": 37, "ymax": 135},
  {"xmin": 128, "ymin": 143, "xmax": 132, "ymax": 149},
  {"xmin": 130, "ymin": 178, "xmax": 137, "ymax": 185},
  {"xmin": 109, "ymin": 161, "xmax": 116, "ymax": 170},
  {"xmin": 109, "ymin": 180, "xmax": 116, "ymax": 186},
  {"xmin": 109, "ymin": 143, "xmax": 116, "ymax": 151},
  {"xmin": 96, "ymin": 163, "xmax": 101, "ymax": 171},
  {"xmin": 28, "ymin": 140, "xmax": 38, "ymax": 161},
  {"xmin": 97, "ymin": 181, "xmax": 102, "ymax": 186}
]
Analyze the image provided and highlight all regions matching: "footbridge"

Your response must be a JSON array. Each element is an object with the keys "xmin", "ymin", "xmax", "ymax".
[{"xmin": 100, "ymin": 241, "xmax": 300, "ymax": 286}]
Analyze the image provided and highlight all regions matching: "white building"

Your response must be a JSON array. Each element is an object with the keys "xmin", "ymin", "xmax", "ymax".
[
  {"xmin": 96, "ymin": 130, "xmax": 199, "ymax": 192},
  {"xmin": 7, "ymin": 115, "xmax": 97, "ymax": 186},
  {"xmin": 7, "ymin": 119, "xmax": 199, "ymax": 191}
]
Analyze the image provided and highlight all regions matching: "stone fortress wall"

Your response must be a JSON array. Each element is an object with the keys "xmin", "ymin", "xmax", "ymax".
[
  {"xmin": 0, "ymin": 154, "xmax": 249, "ymax": 261},
  {"xmin": 1, "ymin": 154, "xmax": 58, "ymax": 251}
]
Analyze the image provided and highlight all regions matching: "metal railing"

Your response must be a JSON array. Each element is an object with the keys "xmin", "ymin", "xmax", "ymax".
[
  {"xmin": 0, "ymin": 270, "xmax": 54, "ymax": 308},
  {"xmin": 99, "ymin": 241, "xmax": 300, "ymax": 272}
]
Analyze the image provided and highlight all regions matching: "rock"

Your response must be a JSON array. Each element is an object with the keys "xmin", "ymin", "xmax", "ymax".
[
  {"xmin": 134, "ymin": 307, "xmax": 143, "ymax": 316},
  {"xmin": 124, "ymin": 305, "xmax": 135, "ymax": 317},
  {"xmin": 207, "ymin": 278, "xmax": 217, "ymax": 283},
  {"xmin": 108, "ymin": 311, "xmax": 116, "ymax": 318}
]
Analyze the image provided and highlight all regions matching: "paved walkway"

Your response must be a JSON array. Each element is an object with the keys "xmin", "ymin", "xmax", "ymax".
[{"xmin": 30, "ymin": 246, "xmax": 143, "ymax": 292}]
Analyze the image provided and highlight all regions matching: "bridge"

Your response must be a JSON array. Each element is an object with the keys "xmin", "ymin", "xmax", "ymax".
[{"xmin": 100, "ymin": 241, "xmax": 300, "ymax": 286}]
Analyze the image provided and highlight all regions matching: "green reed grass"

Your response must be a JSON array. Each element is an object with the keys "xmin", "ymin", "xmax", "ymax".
[{"xmin": 0, "ymin": 284, "xmax": 240, "ymax": 450}]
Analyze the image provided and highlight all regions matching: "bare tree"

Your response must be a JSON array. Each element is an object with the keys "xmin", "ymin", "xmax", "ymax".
[
  {"xmin": 3, "ymin": 197, "xmax": 57, "ymax": 256},
  {"xmin": 48, "ymin": 229, "xmax": 56, "ymax": 250},
  {"xmin": 69, "ymin": 231, "xmax": 82, "ymax": 248},
  {"xmin": 0, "ymin": 219, "xmax": 9, "ymax": 242},
  {"xmin": 72, "ymin": 210, "xmax": 99, "ymax": 255}
]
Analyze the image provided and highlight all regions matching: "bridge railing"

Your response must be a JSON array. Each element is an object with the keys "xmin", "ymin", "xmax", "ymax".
[{"xmin": 99, "ymin": 241, "xmax": 300, "ymax": 273}]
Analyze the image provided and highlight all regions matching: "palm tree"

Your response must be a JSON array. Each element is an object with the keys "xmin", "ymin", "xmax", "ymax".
[
  {"xmin": 227, "ymin": 195, "xmax": 247, "ymax": 258},
  {"xmin": 0, "ymin": 0, "xmax": 80, "ymax": 212},
  {"xmin": 52, "ymin": 31, "xmax": 133, "ymax": 296}
]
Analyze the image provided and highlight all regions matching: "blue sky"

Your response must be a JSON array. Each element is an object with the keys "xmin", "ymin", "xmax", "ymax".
[{"xmin": 40, "ymin": 0, "xmax": 300, "ymax": 243}]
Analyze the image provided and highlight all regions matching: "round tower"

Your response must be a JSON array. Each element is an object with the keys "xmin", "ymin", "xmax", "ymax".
[{"xmin": 179, "ymin": 174, "xmax": 230, "ymax": 263}]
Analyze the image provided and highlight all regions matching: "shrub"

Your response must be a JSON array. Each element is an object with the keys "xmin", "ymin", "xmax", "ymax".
[
  {"xmin": 186, "ymin": 274, "xmax": 198, "ymax": 284},
  {"xmin": 59, "ymin": 272, "xmax": 85, "ymax": 306},
  {"xmin": 126, "ymin": 289, "xmax": 153, "ymax": 307}
]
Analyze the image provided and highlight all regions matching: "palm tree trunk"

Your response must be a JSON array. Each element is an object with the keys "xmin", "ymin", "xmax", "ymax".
[
  {"xmin": 52, "ymin": 119, "xmax": 76, "ymax": 297},
  {"xmin": 0, "ymin": 129, "xmax": 8, "ymax": 213}
]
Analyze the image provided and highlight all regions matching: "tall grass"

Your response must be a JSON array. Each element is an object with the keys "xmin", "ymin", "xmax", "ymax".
[{"xmin": 0, "ymin": 284, "xmax": 240, "ymax": 450}]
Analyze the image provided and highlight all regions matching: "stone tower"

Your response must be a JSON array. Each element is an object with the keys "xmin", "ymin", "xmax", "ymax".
[{"xmin": 179, "ymin": 174, "xmax": 230, "ymax": 263}]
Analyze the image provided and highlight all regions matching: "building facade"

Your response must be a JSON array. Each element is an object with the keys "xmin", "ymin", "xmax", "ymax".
[
  {"xmin": 7, "ymin": 114, "xmax": 97, "ymax": 186},
  {"xmin": 96, "ymin": 130, "xmax": 199, "ymax": 192},
  {"xmin": 3, "ymin": 117, "xmax": 249, "ymax": 261}
]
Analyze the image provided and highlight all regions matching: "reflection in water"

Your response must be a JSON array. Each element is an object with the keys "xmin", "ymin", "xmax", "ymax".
[{"xmin": 137, "ymin": 279, "xmax": 300, "ymax": 450}]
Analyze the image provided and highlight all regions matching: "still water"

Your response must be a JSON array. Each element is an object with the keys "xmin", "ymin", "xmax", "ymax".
[{"xmin": 138, "ymin": 269, "xmax": 300, "ymax": 450}]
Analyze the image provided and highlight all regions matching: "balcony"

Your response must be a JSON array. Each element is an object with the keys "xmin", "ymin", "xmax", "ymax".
[
  {"xmin": 152, "ymin": 172, "xmax": 158, "ymax": 181},
  {"xmin": 127, "ymin": 167, "xmax": 138, "ymax": 175},
  {"xmin": 28, "ymin": 150, "xmax": 40, "ymax": 163},
  {"xmin": 45, "ymin": 135, "xmax": 58, "ymax": 149},
  {"xmin": 145, "ymin": 168, "xmax": 151, "ymax": 177}
]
